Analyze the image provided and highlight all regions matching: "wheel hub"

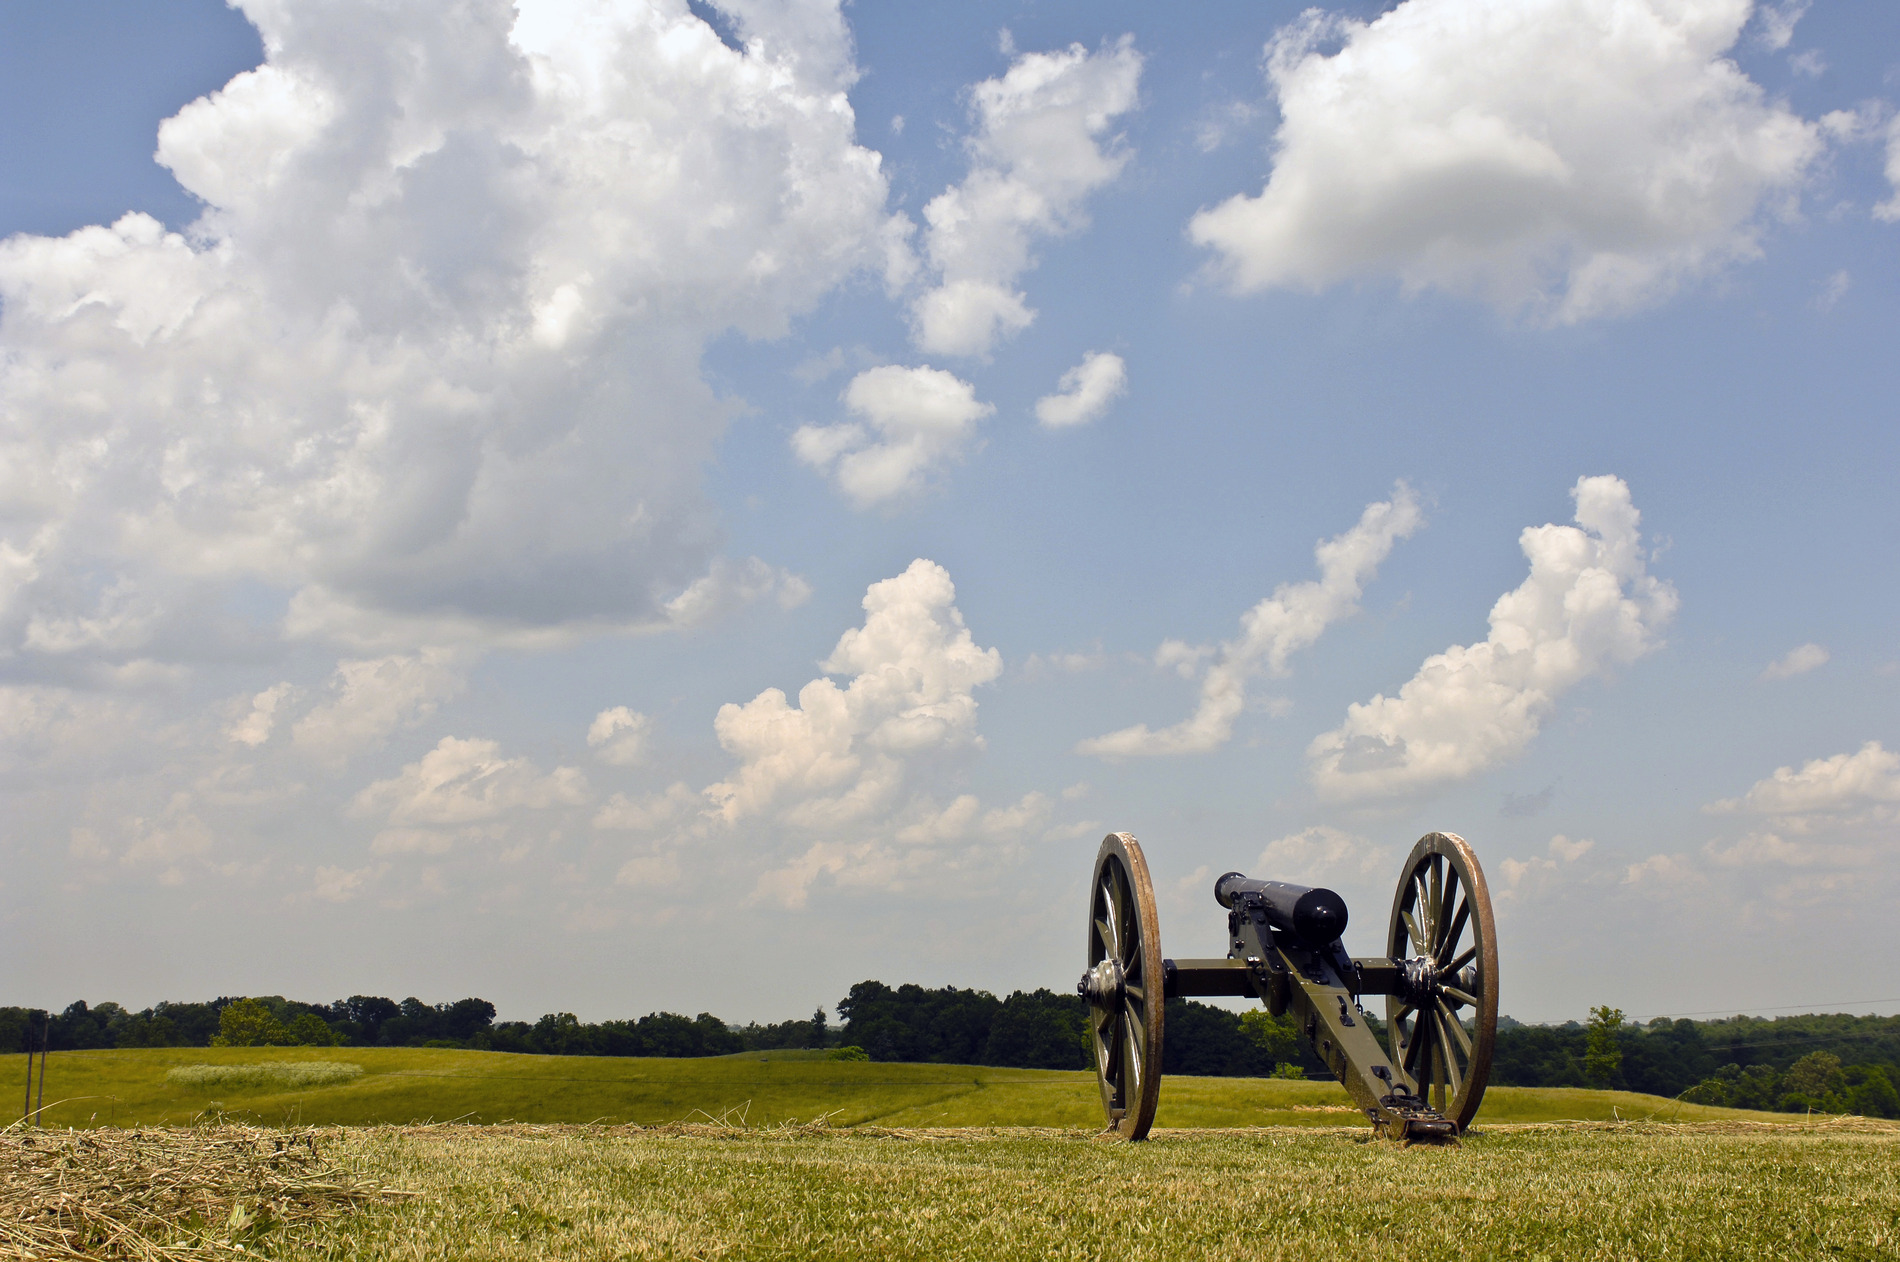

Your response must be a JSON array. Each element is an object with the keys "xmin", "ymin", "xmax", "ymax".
[
  {"xmin": 1078, "ymin": 957, "xmax": 1125, "ymax": 1006},
  {"xmin": 1400, "ymin": 954, "xmax": 1437, "ymax": 1002}
]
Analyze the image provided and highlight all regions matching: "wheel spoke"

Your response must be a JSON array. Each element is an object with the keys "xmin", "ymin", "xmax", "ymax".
[
  {"xmin": 1432, "ymin": 1009, "xmax": 1465, "ymax": 1098},
  {"xmin": 1106, "ymin": 871, "xmax": 1126, "ymax": 954},
  {"xmin": 1427, "ymin": 856, "xmax": 1442, "ymax": 939},
  {"xmin": 1123, "ymin": 982, "xmax": 1144, "ymax": 1004},
  {"xmin": 1402, "ymin": 909, "xmax": 1427, "ymax": 956},
  {"xmin": 1093, "ymin": 915, "xmax": 1115, "ymax": 959},
  {"xmin": 1444, "ymin": 944, "xmax": 1478, "ymax": 975},
  {"xmin": 1440, "ymin": 984, "xmax": 1479, "ymax": 1008},
  {"xmin": 1436, "ymin": 898, "xmax": 1470, "ymax": 965},
  {"xmin": 1123, "ymin": 1010, "xmax": 1143, "ymax": 1086},
  {"xmin": 1401, "ymin": 1017, "xmax": 1428, "ymax": 1076},
  {"xmin": 1435, "ymin": 870, "xmax": 1460, "ymax": 952},
  {"xmin": 1435, "ymin": 998, "xmax": 1473, "ymax": 1058}
]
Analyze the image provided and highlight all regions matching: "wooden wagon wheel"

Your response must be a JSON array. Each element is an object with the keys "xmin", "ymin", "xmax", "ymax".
[
  {"xmin": 1383, "ymin": 832, "xmax": 1499, "ymax": 1131},
  {"xmin": 1081, "ymin": 832, "xmax": 1164, "ymax": 1140}
]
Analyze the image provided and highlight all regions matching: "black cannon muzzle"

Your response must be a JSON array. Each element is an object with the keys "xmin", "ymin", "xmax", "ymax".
[{"xmin": 1214, "ymin": 871, "xmax": 1349, "ymax": 947}]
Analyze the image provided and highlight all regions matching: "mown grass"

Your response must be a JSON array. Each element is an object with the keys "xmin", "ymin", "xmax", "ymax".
[
  {"xmin": 8, "ymin": 1046, "xmax": 1794, "ymax": 1131},
  {"xmin": 265, "ymin": 1120, "xmax": 1900, "ymax": 1260}
]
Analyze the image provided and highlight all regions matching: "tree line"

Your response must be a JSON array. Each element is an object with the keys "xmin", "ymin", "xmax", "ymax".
[
  {"xmin": 5, "ymin": 988, "xmax": 1896, "ymax": 1116},
  {"xmin": 1495, "ymin": 1006, "xmax": 1900, "ymax": 1116}
]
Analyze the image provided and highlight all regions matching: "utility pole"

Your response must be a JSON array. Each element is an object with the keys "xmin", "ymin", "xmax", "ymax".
[
  {"xmin": 35, "ymin": 1014, "xmax": 48, "ymax": 1126},
  {"xmin": 19, "ymin": 1013, "xmax": 30, "ymax": 1125}
]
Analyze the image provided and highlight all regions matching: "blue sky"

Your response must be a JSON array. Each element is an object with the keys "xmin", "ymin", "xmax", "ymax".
[{"xmin": 2, "ymin": 0, "xmax": 1896, "ymax": 1026}]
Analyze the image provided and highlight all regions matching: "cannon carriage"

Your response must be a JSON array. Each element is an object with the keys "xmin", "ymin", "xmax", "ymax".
[{"xmin": 1079, "ymin": 831, "xmax": 1498, "ymax": 1142}]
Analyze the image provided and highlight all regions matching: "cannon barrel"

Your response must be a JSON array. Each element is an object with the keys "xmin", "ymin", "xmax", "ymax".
[{"xmin": 1213, "ymin": 871, "xmax": 1349, "ymax": 947}]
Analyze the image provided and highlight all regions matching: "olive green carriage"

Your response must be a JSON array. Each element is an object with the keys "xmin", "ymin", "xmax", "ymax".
[{"xmin": 1078, "ymin": 831, "xmax": 1499, "ymax": 1141}]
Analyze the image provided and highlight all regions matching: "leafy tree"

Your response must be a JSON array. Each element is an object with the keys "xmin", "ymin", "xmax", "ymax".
[
  {"xmin": 286, "ymin": 1013, "xmax": 340, "ymax": 1046},
  {"xmin": 838, "ymin": 982, "xmax": 1002, "ymax": 1064},
  {"xmin": 981, "ymin": 990, "xmax": 1088, "ymax": 1069},
  {"xmin": 1782, "ymin": 1051, "xmax": 1844, "ymax": 1099},
  {"xmin": 442, "ymin": 998, "xmax": 497, "ymax": 1042},
  {"xmin": 1239, "ymin": 1009, "xmax": 1301, "ymax": 1071},
  {"xmin": 1679, "ymin": 1077, "xmax": 1730, "ymax": 1107},
  {"xmin": 1847, "ymin": 1066, "xmax": 1899, "ymax": 1119},
  {"xmin": 211, "ymin": 998, "xmax": 293, "ymax": 1047},
  {"xmin": 342, "ymin": 996, "xmax": 402, "ymax": 1045},
  {"xmin": 1584, "ymin": 1006, "xmax": 1625, "ymax": 1087},
  {"xmin": 1164, "ymin": 999, "xmax": 1276, "ymax": 1077},
  {"xmin": 809, "ymin": 1006, "xmax": 829, "ymax": 1049}
]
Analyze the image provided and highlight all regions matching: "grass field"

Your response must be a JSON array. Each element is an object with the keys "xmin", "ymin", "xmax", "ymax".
[
  {"xmin": 8, "ymin": 1046, "xmax": 1791, "ymax": 1130},
  {"xmin": 12, "ymin": 1119, "xmax": 1898, "ymax": 1260}
]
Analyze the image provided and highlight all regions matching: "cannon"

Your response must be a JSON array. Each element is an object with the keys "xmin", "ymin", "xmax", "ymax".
[{"xmin": 1078, "ymin": 831, "xmax": 1498, "ymax": 1142}]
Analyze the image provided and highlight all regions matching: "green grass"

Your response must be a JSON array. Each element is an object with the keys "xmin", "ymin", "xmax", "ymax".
[
  {"xmin": 274, "ymin": 1120, "xmax": 1900, "ymax": 1259},
  {"xmin": 7, "ymin": 1046, "xmax": 1796, "ymax": 1131}
]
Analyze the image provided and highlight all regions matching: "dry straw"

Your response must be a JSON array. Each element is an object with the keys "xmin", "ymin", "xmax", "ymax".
[{"xmin": 1, "ymin": 1123, "xmax": 414, "ymax": 1260}]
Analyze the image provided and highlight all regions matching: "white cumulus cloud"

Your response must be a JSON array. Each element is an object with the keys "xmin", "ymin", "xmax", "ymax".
[
  {"xmin": 1877, "ymin": 115, "xmax": 1900, "ymax": 223},
  {"xmin": 1752, "ymin": 0, "xmax": 1808, "ymax": 52},
  {"xmin": 1189, "ymin": 0, "xmax": 1823, "ymax": 323},
  {"xmin": 676, "ymin": 559, "xmax": 1091, "ymax": 908},
  {"xmin": 350, "ymin": 735, "xmax": 587, "ymax": 828},
  {"xmin": 587, "ymin": 706, "xmax": 653, "ymax": 767},
  {"xmin": 1254, "ymin": 825, "xmax": 1395, "ymax": 884},
  {"xmin": 0, "ymin": 0, "xmax": 896, "ymax": 665},
  {"xmin": 1498, "ymin": 834, "xmax": 1595, "ymax": 893},
  {"xmin": 291, "ymin": 649, "xmax": 466, "ymax": 769},
  {"xmin": 226, "ymin": 682, "xmax": 299, "ymax": 747},
  {"xmin": 792, "ymin": 365, "xmax": 993, "ymax": 507},
  {"xmin": 1309, "ymin": 476, "xmax": 1676, "ymax": 800},
  {"xmin": 1034, "ymin": 351, "xmax": 1127, "ymax": 428},
  {"xmin": 1760, "ymin": 642, "xmax": 1829, "ymax": 680},
  {"xmin": 1628, "ymin": 742, "xmax": 1899, "ymax": 896},
  {"xmin": 1080, "ymin": 484, "xmax": 1423, "ymax": 757},
  {"xmin": 705, "ymin": 559, "xmax": 1001, "ymax": 827},
  {"xmin": 909, "ymin": 38, "xmax": 1142, "ymax": 356},
  {"xmin": 1708, "ymin": 741, "xmax": 1900, "ymax": 817}
]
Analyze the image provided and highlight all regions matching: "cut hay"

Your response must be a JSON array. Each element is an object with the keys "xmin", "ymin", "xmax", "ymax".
[
  {"xmin": 164, "ymin": 1062, "xmax": 364, "ymax": 1089},
  {"xmin": 0, "ymin": 1124, "xmax": 414, "ymax": 1260}
]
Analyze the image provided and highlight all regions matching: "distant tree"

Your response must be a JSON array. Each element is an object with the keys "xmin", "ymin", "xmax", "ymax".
[
  {"xmin": 442, "ymin": 998, "xmax": 497, "ymax": 1042},
  {"xmin": 212, "ymin": 998, "xmax": 293, "ymax": 1047},
  {"xmin": 1163, "ymin": 999, "xmax": 1277, "ymax": 1077},
  {"xmin": 1848, "ymin": 1066, "xmax": 1899, "ymax": 1119},
  {"xmin": 981, "ymin": 990, "xmax": 1088, "ymax": 1070},
  {"xmin": 0, "ymin": 1009, "xmax": 37, "ymax": 1054},
  {"xmin": 837, "ymin": 981, "xmax": 1002, "ymax": 1064},
  {"xmin": 1679, "ymin": 1077, "xmax": 1730, "ymax": 1107},
  {"xmin": 286, "ymin": 1013, "xmax": 341, "ymax": 1046},
  {"xmin": 809, "ymin": 1007, "xmax": 829, "ymax": 1049},
  {"xmin": 1780, "ymin": 1051, "xmax": 1848, "ymax": 1113},
  {"xmin": 343, "ymin": 996, "xmax": 401, "ymax": 1045},
  {"xmin": 1584, "ymin": 1006, "xmax": 1625, "ymax": 1087},
  {"xmin": 1239, "ymin": 1009, "xmax": 1301, "ymax": 1072},
  {"xmin": 1782, "ymin": 1051, "xmax": 1844, "ymax": 1099}
]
